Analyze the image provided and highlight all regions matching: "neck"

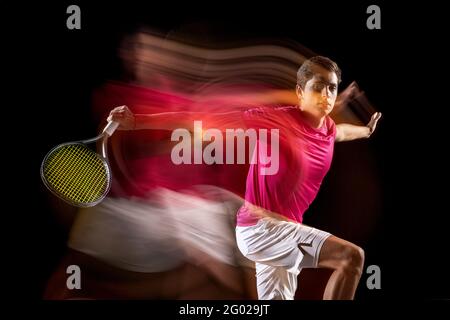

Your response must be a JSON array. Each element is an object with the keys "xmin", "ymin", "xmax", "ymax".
[{"xmin": 298, "ymin": 108, "xmax": 326, "ymax": 129}]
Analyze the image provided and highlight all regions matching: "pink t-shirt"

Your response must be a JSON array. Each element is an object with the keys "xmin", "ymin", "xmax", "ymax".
[{"xmin": 236, "ymin": 106, "xmax": 336, "ymax": 226}]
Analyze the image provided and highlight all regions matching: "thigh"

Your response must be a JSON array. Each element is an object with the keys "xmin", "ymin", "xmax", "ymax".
[
  {"xmin": 255, "ymin": 262, "xmax": 297, "ymax": 300},
  {"xmin": 236, "ymin": 219, "xmax": 302, "ymax": 273},
  {"xmin": 296, "ymin": 227, "xmax": 331, "ymax": 269}
]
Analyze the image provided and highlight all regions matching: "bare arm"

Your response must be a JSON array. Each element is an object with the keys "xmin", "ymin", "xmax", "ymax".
[
  {"xmin": 134, "ymin": 112, "xmax": 199, "ymax": 131},
  {"xmin": 335, "ymin": 112, "xmax": 382, "ymax": 142},
  {"xmin": 107, "ymin": 105, "xmax": 242, "ymax": 132}
]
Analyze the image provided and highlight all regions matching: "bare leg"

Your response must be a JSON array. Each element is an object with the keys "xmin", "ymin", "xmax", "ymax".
[
  {"xmin": 185, "ymin": 246, "xmax": 257, "ymax": 299},
  {"xmin": 316, "ymin": 235, "xmax": 365, "ymax": 300}
]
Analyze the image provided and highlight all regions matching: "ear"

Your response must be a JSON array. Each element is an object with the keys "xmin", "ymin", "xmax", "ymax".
[{"xmin": 296, "ymin": 84, "xmax": 304, "ymax": 100}]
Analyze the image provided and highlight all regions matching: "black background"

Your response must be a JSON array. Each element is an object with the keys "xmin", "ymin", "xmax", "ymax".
[{"xmin": 7, "ymin": 0, "xmax": 448, "ymax": 305}]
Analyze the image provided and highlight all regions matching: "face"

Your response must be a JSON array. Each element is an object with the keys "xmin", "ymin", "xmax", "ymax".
[{"xmin": 296, "ymin": 68, "xmax": 338, "ymax": 117}]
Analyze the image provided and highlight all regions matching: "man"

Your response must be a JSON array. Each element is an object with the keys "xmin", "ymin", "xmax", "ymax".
[
  {"xmin": 108, "ymin": 56, "xmax": 382, "ymax": 300},
  {"xmin": 235, "ymin": 56, "xmax": 381, "ymax": 300}
]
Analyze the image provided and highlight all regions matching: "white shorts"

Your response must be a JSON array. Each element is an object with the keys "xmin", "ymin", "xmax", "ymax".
[{"xmin": 236, "ymin": 217, "xmax": 331, "ymax": 300}]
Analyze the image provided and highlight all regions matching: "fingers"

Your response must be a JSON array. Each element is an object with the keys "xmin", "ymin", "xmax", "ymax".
[
  {"xmin": 349, "ymin": 81, "xmax": 359, "ymax": 91},
  {"xmin": 106, "ymin": 105, "xmax": 136, "ymax": 130},
  {"xmin": 107, "ymin": 105, "xmax": 130, "ymax": 122},
  {"xmin": 371, "ymin": 112, "xmax": 382, "ymax": 122},
  {"xmin": 367, "ymin": 112, "xmax": 382, "ymax": 137},
  {"xmin": 109, "ymin": 105, "xmax": 130, "ymax": 116},
  {"xmin": 112, "ymin": 105, "xmax": 129, "ymax": 114}
]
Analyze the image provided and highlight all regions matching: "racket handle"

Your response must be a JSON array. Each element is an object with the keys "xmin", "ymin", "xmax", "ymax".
[{"xmin": 103, "ymin": 121, "xmax": 119, "ymax": 136}]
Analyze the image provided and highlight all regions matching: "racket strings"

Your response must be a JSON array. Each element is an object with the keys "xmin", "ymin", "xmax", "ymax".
[{"xmin": 43, "ymin": 144, "xmax": 109, "ymax": 204}]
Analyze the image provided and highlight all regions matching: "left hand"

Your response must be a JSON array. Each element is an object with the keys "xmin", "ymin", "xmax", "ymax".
[{"xmin": 367, "ymin": 112, "xmax": 382, "ymax": 136}]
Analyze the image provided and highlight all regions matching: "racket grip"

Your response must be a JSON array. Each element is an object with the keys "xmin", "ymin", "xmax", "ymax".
[{"xmin": 103, "ymin": 121, "xmax": 119, "ymax": 136}]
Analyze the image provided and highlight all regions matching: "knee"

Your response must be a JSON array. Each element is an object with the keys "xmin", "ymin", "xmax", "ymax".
[{"xmin": 340, "ymin": 245, "xmax": 365, "ymax": 275}]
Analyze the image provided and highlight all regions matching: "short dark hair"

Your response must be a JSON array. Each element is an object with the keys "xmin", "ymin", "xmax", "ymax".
[{"xmin": 297, "ymin": 56, "xmax": 342, "ymax": 89}]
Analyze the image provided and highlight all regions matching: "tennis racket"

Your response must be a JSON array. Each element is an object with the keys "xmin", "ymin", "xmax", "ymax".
[{"xmin": 41, "ymin": 120, "xmax": 119, "ymax": 207}]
